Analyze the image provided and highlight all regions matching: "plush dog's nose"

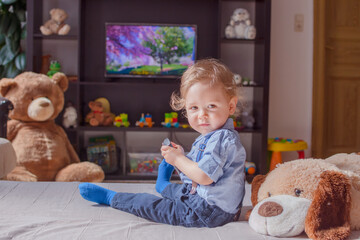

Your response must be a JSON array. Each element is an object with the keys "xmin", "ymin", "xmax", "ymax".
[
  {"xmin": 40, "ymin": 102, "xmax": 49, "ymax": 107},
  {"xmin": 258, "ymin": 201, "xmax": 283, "ymax": 217}
]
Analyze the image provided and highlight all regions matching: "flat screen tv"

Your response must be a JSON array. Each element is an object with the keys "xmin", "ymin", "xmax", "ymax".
[{"xmin": 105, "ymin": 23, "xmax": 197, "ymax": 78}]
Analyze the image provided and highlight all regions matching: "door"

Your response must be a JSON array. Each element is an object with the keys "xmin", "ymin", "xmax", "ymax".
[{"xmin": 313, "ymin": 0, "xmax": 360, "ymax": 157}]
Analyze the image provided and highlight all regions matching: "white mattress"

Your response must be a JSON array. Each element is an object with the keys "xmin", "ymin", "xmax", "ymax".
[{"xmin": 0, "ymin": 181, "xmax": 359, "ymax": 240}]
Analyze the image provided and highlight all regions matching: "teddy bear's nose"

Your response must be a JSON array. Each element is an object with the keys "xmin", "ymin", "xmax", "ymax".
[{"xmin": 258, "ymin": 201, "xmax": 283, "ymax": 217}]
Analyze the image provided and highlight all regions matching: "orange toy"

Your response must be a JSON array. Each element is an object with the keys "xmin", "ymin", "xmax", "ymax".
[{"xmin": 135, "ymin": 113, "xmax": 154, "ymax": 128}]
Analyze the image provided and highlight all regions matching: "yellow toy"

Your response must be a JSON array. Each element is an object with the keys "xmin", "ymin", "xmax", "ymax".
[{"xmin": 268, "ymin": 137, "xmax": 308, "ymax": 171}]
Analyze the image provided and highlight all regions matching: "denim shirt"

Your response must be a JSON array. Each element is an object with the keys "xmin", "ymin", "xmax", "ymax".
[{"xmin": 179, "ymin": 118, "xmax": 246, "ymax": 214}]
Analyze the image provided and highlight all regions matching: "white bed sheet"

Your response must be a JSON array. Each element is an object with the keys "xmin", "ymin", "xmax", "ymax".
[{"xmin": 0, "ymin": 181, "xmax": 359, "ymax": 240}]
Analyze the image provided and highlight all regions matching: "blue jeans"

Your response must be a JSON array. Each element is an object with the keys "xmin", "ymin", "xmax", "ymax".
[{"xmin": 110, "ymin": 183, "xmax": 236, "ymax": 228}]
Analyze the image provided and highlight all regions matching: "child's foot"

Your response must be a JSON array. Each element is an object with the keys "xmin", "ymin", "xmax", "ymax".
[
  {"xmin": 155, "ymin": 159, "xmax": 174, "ymax": 193},
  {"xmin": 79, "ymin": 183, "xmax": 116, "ymax": 205}
]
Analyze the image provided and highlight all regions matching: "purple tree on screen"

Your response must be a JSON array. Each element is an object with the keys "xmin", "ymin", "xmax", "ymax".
[{"xmin": 106, "ymin": 25, "xmax": 153, "ymax": 64}]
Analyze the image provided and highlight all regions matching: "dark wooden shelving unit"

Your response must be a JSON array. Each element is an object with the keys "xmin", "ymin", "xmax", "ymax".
[{"xmin": 26, "ymin": 0, "xmax": 271, "ymax": 179}]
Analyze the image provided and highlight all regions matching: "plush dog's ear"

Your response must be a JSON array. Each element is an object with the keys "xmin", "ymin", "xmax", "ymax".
[
  {"xmin": 251, "ymin": 174, "xmax": 267, "ymax": 207},
  {"xmin": 305, "ymin": 171, "xmax": 351, "ymax": 240},
  {"xmin": 245, "ymin": 174, "xmax": 267, "ymax": 221}
]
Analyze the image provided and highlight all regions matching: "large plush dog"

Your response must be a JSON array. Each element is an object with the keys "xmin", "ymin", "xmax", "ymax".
[{"xmin": 248, "ymin": 153, "xmax": 360, "ymax": 240}]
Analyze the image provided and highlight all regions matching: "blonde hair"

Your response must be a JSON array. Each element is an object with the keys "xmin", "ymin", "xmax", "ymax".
[{"xmin": 170, "ymin": 58, "xmax": 239, "ymax": 114}]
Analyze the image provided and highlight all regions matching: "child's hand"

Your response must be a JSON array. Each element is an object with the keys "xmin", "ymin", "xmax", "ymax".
[{"xmin": 161, "ymin": 142, "xmax": 184, "ymax": 165}]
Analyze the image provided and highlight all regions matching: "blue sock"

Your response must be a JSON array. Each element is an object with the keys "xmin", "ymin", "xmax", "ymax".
[
  {"xmin": 79, "ymin": 183, "xmax": 116, "ymax": 205},
  {"xmin": 155, "ymin": 159, "xmax": 174, "ymax": 193}
]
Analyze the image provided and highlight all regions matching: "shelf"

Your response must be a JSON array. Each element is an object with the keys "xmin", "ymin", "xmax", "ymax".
[
  {"xmin": 68, "ymin": 81, "xmax": 78, "ymax": 86},
  {"xmin": 238, "ymin": 127, "xmax": 262, "ymax": 133},
  {"xmin": 241, "ymin": 84, "xmax": 264, "ymax": 88},
  {"xmin": 79, "ymin": 79, "xmax": 180, "ymax": 86},
  {"xmin": 79, "ymin": 81, "xmax": 128, "ymax": 86},
  {"xmin": 77, "ymin": 81, "xmax": 263, "ymax": 88},
  {"xmin": 33, "ymin": 33, "xmax": 78, "ymax": 40},
  {"xmin": 77, "ymin": 126, "xmax": 196, "ymax": 132},
  {"xmin": 221, "ymin": 38, "xmax": 264, "ymax": 44},
  {"xmin": 64, "ymin": 128, "xmax": 77, "ymax": 132},
  {"xmin": 221, "ymin": 0, "xmax": 262, "ymax": 2},
  {"xmin": 75, "ymin": 126, "xmax": 261, "ymax": 134}
]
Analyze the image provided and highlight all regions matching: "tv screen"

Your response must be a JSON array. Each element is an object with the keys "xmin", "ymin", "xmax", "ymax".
[{"xmin": 105, "ymin": 23, "xmax": 197, "ymax": 78}]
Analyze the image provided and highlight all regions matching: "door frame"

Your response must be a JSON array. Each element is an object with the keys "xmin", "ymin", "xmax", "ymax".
[{"xmin": 312, "ymin": 0, "xmax": 326, "ymax": 158}]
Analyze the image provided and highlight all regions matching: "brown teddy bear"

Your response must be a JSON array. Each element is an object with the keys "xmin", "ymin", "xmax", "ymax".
[
  {"xmin": 85, "ymin": 100, "xmax": 114, "ymax": 126},
  {"xmin": 248, "ymin": 153, "xmax": 360, "ymax": 240},
  {"xmin": 0, "ymin": 72, "xmax": 104, "ymax": 182},
  {"xmin": 40, "ymin": 8, "xmax": 71, "ymax": 35}
]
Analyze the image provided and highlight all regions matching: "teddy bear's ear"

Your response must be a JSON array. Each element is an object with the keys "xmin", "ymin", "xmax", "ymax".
[
  {"xmin": 251, "ymin": 174, "xmax": 267, "ymax": 207},
  {"xmin": 50, "ymin": 8, "xmax": 56, "ymax": 16},
  {"xmin": 52, "ymin": 72, "xmax": 68, "ymax": 92},
  {"xmin": 0, "ymin": 78, "xmax": 17, "ymax": 97},
  {"xmin": 88, "ymin": 101, "xmax": 95, "ymax": 108},
  {"xmin": 305, "ymin": 171, "xmax": 351, "ymax": 240}
]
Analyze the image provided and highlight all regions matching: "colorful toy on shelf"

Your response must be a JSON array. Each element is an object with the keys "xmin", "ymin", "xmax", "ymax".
[
  {"xmin": 86, "ymin": 135, "xmax": 118, "ymax": 174},
  {"xmin": 40, "ymin": 8, "xmax": 71, "ymax": 36},
  {"xmin": 233, "ymin": 74, "xmax": 242, "ymax": 85},
  {"xmin": 47, "ymin": 60, "xmax": 61, "ymax": 77},
  {"xmin": 62, "ymin": 102, "xmax": 77, "ymax": 129},
  {"xmin": 268, "ymin": 137, "xmax": 308, "ymax": 171},
  {"xmin": 224, "ymin": 8, "xmax": 256, "ymax": 39},
  {"xmin": 135, "ymin": 113, "xmax": 154, "ymax": 128},
  {"xmin": 230, "ymin": 115, "xmax": 244, "ymax": 131},
  {"xmin": 231, "ymin": 115, "xmax": 240, "ymax": 127},
  {"xmin": 241, "ymin": 77, "xmax": 256, "ymax": 86},
  {"xmin": 133, "ymin": 159, "xmax": 157, "ymax": 173},
  {"xmin": 240, "ymin": 109, "xmax": 255, "ymax": 129},
  {"xmin": 114, "ymin": 113, "xmax": 130, "ymax": 127},
  {"xmin": 128, "ymin": 153, "xmax": 162, "ymax": 174},
  {"xmin": 245, "ymin": 161, "xmax": 256, "ymax": 175},
  {"xmin": 41, "ymin": 55, "xmax": 51, "ymax": 75},
  {"xmin": 94, "ymin": 97, "xmax": 116, "ymax": 119},
  {"xmin": 85, "ymin": 98, "xmax": 114, "ymax": 127},
  {"xmin": 161, "ymin": 112, "xmax": 180, "ymax": 128}
]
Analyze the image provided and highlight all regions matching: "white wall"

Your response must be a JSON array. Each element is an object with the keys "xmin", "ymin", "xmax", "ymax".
[{"xmin": 269, "ymin": 0, "xmax": 313, "ymax": 161}]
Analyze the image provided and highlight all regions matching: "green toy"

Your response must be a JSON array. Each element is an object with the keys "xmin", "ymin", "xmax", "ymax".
[
  {"xmin": 47, "ymin": 60, "xmax": 62, "ymax": 77},
  {"xmin": 114, "ymin": 113, "xmax": 130, "ymax": 127}
]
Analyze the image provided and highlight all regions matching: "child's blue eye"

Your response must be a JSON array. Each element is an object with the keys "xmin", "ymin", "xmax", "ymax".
[
  {"xmin": 190, "ymin": 106, "xmax": 198, "ymax": 110},
  {"xmin": 208, "ymin": 104, "xmax": 216, "ymax": 109}
]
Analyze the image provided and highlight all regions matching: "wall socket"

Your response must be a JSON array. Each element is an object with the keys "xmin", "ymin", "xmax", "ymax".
[{"xmin": 294, "ymin": 14, "xmax": 304, "ymax": 32}]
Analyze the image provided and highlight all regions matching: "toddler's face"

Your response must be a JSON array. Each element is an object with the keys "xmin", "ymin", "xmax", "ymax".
[{"xmin": 185, "ymin": 81, "xmax": 237, "ymax": 135}]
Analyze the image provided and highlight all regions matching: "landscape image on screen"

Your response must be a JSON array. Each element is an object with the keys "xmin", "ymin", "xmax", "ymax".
[{"xmin": 105, "ymin": 24, "xmax": 196, "ymax": 77}]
